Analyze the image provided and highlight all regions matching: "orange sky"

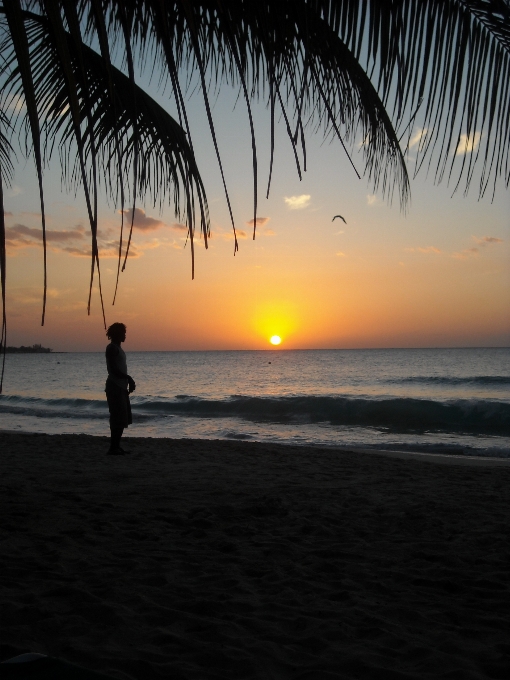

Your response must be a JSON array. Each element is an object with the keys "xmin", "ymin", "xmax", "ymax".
[{"xmin": 4, "ymin": 85, "xmax": 510, "ymax": 351}]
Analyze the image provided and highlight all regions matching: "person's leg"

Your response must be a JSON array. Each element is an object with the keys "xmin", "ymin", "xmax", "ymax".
[
  {"xmin": 106, "ymin": 384, "xmax": 126, "ymax": 454},
  {"xmin": 110, "ymin": 426, "xmax": 124, "ymax": 452}
]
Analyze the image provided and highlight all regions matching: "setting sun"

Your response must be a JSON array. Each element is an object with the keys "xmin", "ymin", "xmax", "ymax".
[{"xmin": 270, "ymin": 335, "xmax": 282, "ymax": 346}]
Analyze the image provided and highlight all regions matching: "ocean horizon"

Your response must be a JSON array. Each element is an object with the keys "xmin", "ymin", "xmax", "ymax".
[{"xmin": 1, "ymin": 347, "xmax": 509, "ymax": 458}]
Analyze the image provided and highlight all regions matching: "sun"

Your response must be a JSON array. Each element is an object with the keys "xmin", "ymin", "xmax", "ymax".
[{"xmin": 269, "ymin": 335, "xmax": 282, "ymax": 346}]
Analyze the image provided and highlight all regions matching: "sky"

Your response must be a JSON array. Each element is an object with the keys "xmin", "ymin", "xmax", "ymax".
[{"xmin": 3, "ymin": 77, "xmax": 509, "ymax": 352}]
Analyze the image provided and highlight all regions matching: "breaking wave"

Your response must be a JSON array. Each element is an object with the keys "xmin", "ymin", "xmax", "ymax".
[
  {"xmin": 388, "ymin": 375, "xmax": 510, "ymax": 386},
  {"xmin": 1, "ymin": 393, "xmax": 509, "ymax": 436}
]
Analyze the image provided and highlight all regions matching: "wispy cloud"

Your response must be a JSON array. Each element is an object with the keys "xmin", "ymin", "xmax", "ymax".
[
  {"xmin": 5, "ymin": 221, "xmax": 148, "ymax": 259},
  {"xmin": 7, "ymin": 286, "xmax": 87, "ymax": 312},
  {"xmin": 61, "ymin": 242, "xmax": 141, "ymax": 259},
  {"xmin": 5, "ymin": 94, "xmax": 25, "ymax": 113},
  {"xmin": 120, "ymin": 208, "xmax": 189, "ymax": 235},
  {"xmin": 246, "ymin": 216, "xmax": 270, "ymax": 227},
  {"xmin": 453, "ymin": 235, "xmax": 503, "ymax": 259},
  {"xmin": 336, "ymin": 251, "xmax": 346, "ymax": 257},
  {"xmin": 405, "ymin": 235, "xmax": 503, "ymax": 261},
  {"xmin": 408, "ymin": 127, "xmax": 428, "ymax": 149},
  {"xmin": 121, "ymin": 207, "xmax": 166, "ymax": 232},
  {"xmin": 456, "ymin": 132, "xmax": 481, "ymax": 156},
  {"xmin": 246, "ymin": 217, "xmax": 274, "ymax": 236},
  {"xmin": 452, "ymin": 248, "xmax": 477, "ymax": 260},
  {"xmin": 473, "ymin": 236, "xmax": 504, "ymax": 246},
  {"xmin": 6, "ymin": 185, "xmax": 22, "ymax": 197},
  {"xmin": 58, "ymin": 246, "xmax": 92, "ymax": 257},
  {"xmin": 357, "ymin": 133, "xmax": 372, "ymax": 149},
  {"xmin": 405, "ymin": 246, "xmax": 442, "ymax": 255},
  {"xmin": 6, "ymin": 223, "xmax": 85, "ymax": 249},
  {"xmin": 231, "ymin": 229, "xmax": 248, "ymax": 240},
  {"xmin": 366, "ymin": 194, "xmax": 378, "ymax": 206},
  {"xmin": 210, "ymin": 228, "xmax": 247, "ymax": 241},
  {"xmin": 284, "ymin": 195, "xmax": 311, "ymax": 210}
]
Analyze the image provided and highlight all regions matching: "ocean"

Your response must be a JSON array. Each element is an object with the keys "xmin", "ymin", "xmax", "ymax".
[{"xmin": 0, "ymin": 348, "xmax": 509, "ymax": 458}]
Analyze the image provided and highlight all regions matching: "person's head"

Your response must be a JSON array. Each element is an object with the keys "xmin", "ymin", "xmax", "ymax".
[{"xmin": 106, "ymin": 322, "xmax": 126, "ymax": 344}]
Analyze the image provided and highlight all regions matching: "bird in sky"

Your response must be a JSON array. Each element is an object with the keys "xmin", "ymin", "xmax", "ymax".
[{"xmin": 332, "ymin": 215, "xmax": 347, "ymax": 223}]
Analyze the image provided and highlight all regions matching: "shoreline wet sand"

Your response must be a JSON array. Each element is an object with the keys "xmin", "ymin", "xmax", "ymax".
[{"xmin": 1, "ymin": 432, "xmax": 509, "ymax": 679}]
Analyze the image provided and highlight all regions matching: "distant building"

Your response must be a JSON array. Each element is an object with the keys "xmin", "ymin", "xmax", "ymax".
[{"xmin": 0, "ymin": 343, "xmax": 52, "ymax": 353}]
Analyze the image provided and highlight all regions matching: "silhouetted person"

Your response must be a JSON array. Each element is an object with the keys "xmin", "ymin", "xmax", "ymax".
[{"xmin": 105, "ymin": 322, "xmax": 136, "ymax": 455}]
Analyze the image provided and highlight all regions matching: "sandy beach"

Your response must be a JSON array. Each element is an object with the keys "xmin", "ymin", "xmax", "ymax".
[{"xmin": 1, "ymin": 432, "xmax": 509, "ymax": 679}]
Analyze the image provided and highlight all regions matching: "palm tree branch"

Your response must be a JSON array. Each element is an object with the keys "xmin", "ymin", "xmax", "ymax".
[
  {"xmin": 2, "ymin": 0, "xmax": 48, "ymax": 325},
  {"xmin": 1, "ymin": 7, "xmax": 210, "ymax": 274},
  {"xmin": 39, "ymin": 0, "xmax": 107, "ymax": 327}
]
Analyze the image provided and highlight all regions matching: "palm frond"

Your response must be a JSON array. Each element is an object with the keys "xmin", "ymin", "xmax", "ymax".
[
  {"xmin": 86, "ymin": 0, "xmax": 509, "ymax": 201},
  {"xmin": 327, "ymin": 0, "xmax": 510, "ymax": 197},
  {"xmin": 0, "ymin": 6, "xmax": 210, "ymax": 273},
  {"xmin": 99, "ymin": 0, "xmax": 412, "ymax": 210},
  {"xmin": 0, "ymin": 110, "xmax": 14, "ymax": 394},
  {"xmin": 2, "ymin": 0, "xmax": 48, "ymax": 325}
]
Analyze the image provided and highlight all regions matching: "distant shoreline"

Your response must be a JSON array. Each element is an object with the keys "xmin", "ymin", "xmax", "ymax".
[
  {"xmin": 3, "ymin": 347, "xmax": 506, "ymax": 354},
  {"xmin": 1, "ymin": 344, "xmax": 52, "ymax": 353}
]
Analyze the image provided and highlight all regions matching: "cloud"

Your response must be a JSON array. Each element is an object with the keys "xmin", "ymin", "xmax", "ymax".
[
  {"xmin": 210, "ymin": 228, "xmax": 248, "ymax": 241},
  {"xmin": 284, "ymin": 195, "xmax": 311, "ymax": 210},
  {"xmin": 121, "ymin": 207, "xmax": 166, "ymax": 232},
  {"xmin": 473, "ymin": 236, "xmax": 504, "ymax": 246},
  {"xmin": 6, "ymin": 285, "xmax": 88, "ymax": 312},
  {"xmin": 5, "ymin": 210, "xmax": 215, "ymax": 261},
  {"xmin": 336, "ymin": 251, "xmax": 346, "ymax": 257},
  {"xmin": 452, "ymin": 248, "xmax": 477, "ymax": 260},
  {"xmin": 405, "ymin": 246, "xmax": 442, "ymax": 254},
  {"xmin": 6, "ymin": 222, "xmax": 141, "ymax": 259},
  {"xmin": 245, "ymin": 217, "xmax": 274, "ymax": 236},
  {"xmin": 6, "ymin": 185, "xmax": 22, "ymax": 197},
  {"xmin": 61, "ymin": 242, "xmax": 141, "ymax": 259},
  {"xmin": 6, "ymin": 223, "xmax": 85, "ymax": 249},
  {"xmin": 7, "ymin": 287, "xmax": 45, "ymax": 306},
  {"xmin": 366, "ymin": 194, "xmax": 378, "ymax": 206},
  {"xmin": 231, "ymin": 229, "xmax": 248, "ymax": 240},
  {"xmin": 6, "ymin": 286, "xmax": 63, "ymax": 306},
  {"xmin": 5, "ymin": 94, "xmax": 26, "ymax": 114},
  {"xmin": 452, "ymin": 235, "xmax": 503, "ymax": 259},
  {"xmin": 59, "ymin": 246, "xmax": 92, "ymax": 257},
  {"xmin": 246, "ymin": 217, "xmax": 270, "ymax": 227},
  {"xmin": 408, "ymin": 127, "xmax": 428, "ymax": 149},
  {"xmin": 456, "ymin": 132, "xmax": 481, "ymax": 155}
]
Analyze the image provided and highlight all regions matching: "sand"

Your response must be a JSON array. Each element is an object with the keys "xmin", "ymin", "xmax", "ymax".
[{"xmin": 1, "ymin": 432, "xmax": 509, "ymax": 679}]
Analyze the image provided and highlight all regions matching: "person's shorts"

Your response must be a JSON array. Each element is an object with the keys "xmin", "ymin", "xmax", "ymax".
[{"xmin": 105, "ymin": 379, "xmax": 132, "ymax": 429}]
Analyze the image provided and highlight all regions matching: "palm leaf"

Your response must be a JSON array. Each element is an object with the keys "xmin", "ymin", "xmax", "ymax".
[
  {"xmin": 329, "ymin": 0, "xmax": 510, "ymax": 197},
  {"xmin": 2, "ymin": 0, "xmax": 48, "ymax": 325},
  {"xmin": 38, "ymin": 0, "xmax": 106, "ymax": 326},
  {"xmin": 0, "ymin": 111, "xmax": 14, "ymax": 394},
  {"xmin": 0, "ymin": 6, "xmax": 209, "ymax": 274}
]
